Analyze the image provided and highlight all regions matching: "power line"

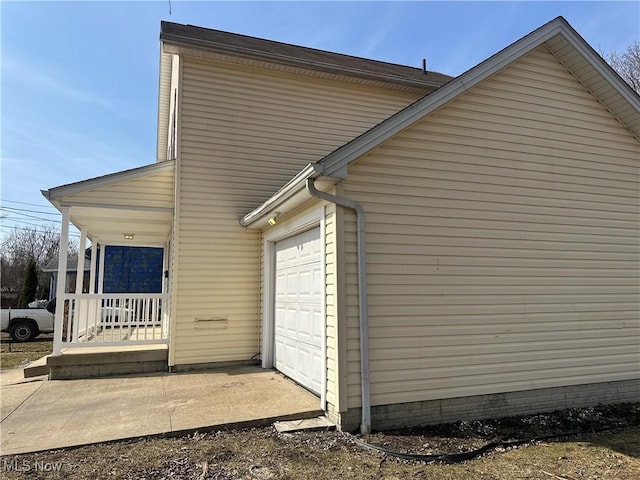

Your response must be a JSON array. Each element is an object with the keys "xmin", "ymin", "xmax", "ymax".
[
  {"xmin": 1, "ymin": 219, "xmax": 58, "ymax": 229},
  {"xmin": 1, "ymin": 218, "xmax": 60, "ymax": 229},
  {"xmin": 1, "ymin": 199, "xmax": 57, "ymax": 210},
  {"xmin": 0, "ymin": 225, "xmax": 81, "ymax": 238},
  {"xmin": 1, "ymin": 206, "xmax": 60, "ymax": 216},
  {"xmin": 1, "ymin": 212, "xmax": 59, "ymax": 222}
]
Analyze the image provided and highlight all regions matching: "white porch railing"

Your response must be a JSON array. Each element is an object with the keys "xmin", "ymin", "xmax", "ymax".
[{"xmin": 58, "ymin": 293, "xmax": 169, "ymax": 348}]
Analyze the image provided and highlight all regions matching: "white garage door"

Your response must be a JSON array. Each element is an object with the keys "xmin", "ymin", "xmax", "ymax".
[{"xmin": 274, "ymin": 227, "xmax": 323, "ymax": 395}]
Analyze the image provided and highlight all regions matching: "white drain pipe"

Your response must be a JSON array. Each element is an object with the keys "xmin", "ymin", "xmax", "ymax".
[{"xmin": 306, "ymin": 178, "xmax": 371, "ymax": 435}]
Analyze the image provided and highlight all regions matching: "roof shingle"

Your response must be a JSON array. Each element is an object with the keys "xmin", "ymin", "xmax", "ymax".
[{"xmin": 160, "ymin": 21, "xmax": 453, "ymax": 90}]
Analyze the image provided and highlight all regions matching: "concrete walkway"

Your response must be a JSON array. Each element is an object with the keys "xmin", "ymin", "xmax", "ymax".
[{"xmin": 0, "ymin": 366, "xmax": 322, "ymax": 456}]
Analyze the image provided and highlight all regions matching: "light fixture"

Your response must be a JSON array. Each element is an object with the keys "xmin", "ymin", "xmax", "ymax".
[
  {"xmin": 267, "ymin": 213, "xmax": 280, "ymax": 226},
  {"xmin": 123, "ymin": 233, "xmax": 135, "ymax": 240}
]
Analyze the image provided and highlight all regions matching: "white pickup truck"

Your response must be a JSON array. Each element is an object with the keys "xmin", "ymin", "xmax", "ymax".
[{"xmin": 0, "ymin": 300, "xmax": 55, "ymax": 342}]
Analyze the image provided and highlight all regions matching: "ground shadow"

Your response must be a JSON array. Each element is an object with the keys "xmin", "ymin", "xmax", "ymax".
[{"xmin": 588, "ymin": 426, "xmax": 640, "ymax": 458}]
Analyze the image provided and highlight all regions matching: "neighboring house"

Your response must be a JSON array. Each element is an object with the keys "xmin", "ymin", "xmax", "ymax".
[
  {"xmin": 41, "ymin": 17, "xmax": 639, "ymax": 432},
  {"xmin": 44, "ymin": 247, "xmax": 164, "ymax": 299},
  {"xmin": 43, "ymin": 252, "xmax": 91, "ymax": 299}
]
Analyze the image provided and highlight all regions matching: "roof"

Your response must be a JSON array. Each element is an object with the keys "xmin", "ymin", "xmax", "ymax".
[
  {"xmin": 42, "ymin": 161, "xmax": 175, "ymax": 247},
  {"xmin": 42, "ymin": 161, "xmax": 174, "ymax": 201},
  {"xmin": 241, "ymin": 16, "xmax": 640, "ymax": 228},
  {"xmin": 43, "ymin": 253, "xmax": 90, "ymax": 273},
  {"xmin": 160, "ymin": 21, "xmax": 453, "ymax": 90},
  {"xmin": 318, "ymin": 16, "xmax": 640, "ymax": 178}
]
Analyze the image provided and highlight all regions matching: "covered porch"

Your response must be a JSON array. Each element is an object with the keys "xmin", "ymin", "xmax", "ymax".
[{"xmin": 41, "ymin": 161, "xmax": 175, "ymax": 373}]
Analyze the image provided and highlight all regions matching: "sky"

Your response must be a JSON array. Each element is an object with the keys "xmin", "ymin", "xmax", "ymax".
[{"xmin": 1, "ymin": 1, "xmax": 638, "ymax": 240}]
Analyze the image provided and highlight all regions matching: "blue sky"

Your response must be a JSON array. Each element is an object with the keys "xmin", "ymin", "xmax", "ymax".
[{"xmin": 1, "ymin": 1, "xmax": 638, "ymax": 239}]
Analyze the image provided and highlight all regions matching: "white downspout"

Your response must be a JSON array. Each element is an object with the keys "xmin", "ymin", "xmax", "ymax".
[{"xmin": 305, "ymin": 178, "xmax": 371, "ymax": 435}]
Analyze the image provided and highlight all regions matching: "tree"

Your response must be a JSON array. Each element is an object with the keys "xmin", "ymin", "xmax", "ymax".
[
  {"xmin": 17, "ymin": 257, "xmax": 38, "ymax": 307},
  {"xmin": 0, "ymin": 225, "xmax": 78, "ymax": 307},
  {"xmin": 605, "ymin": 40, "xmax": 640, "ymax": 93}
]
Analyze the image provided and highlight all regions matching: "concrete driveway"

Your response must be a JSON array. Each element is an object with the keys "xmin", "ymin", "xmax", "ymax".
[{"xmin": 0, "ymin": 366, "xmax": 322, "ymax": 456}]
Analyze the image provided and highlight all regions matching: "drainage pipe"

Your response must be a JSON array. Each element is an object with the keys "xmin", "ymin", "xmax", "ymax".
[{"xmin": 306, "ymin": 178, "xmax": 371, "ymax": 435}]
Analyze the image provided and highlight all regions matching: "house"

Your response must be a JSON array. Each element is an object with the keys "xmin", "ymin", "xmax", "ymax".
[
  {"xmin": 41, "ymin": 17, "xmax": 639, "ymax": 433},
  {"xmin": 43, "ymin": 251, "xmax": 91, "ymax": 299}
]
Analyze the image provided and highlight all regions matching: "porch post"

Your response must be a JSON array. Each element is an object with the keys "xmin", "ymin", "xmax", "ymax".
[
  {"xmin": 53, "ymin": 207, "xmax": 70, "ymax": 356},
  {"xmin": 75, "ymin": 228, "xmax": 87, "ymax": 294},
  {"xmin": 49, "ymin": 274, "xmax": 55, "ymax": 301},
  {"xmin": 89, "ymin": 241, "xmax": 98, "ymax": 294},
  {"xmin": 97, "ymin": 243, "xmax": 106, "ymax": 294},
  {"xmin": 162, "ymin": 243, "xmax": 169, "ymax": 294},
  {"xmin": 162, "ymin": 242, "xmax": 170, "ymax": 340}
]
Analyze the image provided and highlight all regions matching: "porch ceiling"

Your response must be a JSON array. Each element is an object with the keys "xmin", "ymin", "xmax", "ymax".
[{"xmin": 69, "ymin": 206, "xmax": 172, "ymax": 247}]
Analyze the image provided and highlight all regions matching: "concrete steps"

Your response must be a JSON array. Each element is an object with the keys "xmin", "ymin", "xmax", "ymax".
[
  {"xmin": 23, "ymin": 345, "xmax": 169, "ymax": 380},
  {"xmin": 23, "ymin": 355, "xmax": 50, "ymax": 378},
  {"xmin": 274, "ymin": 416, "xmax": 335, "ymax": 433}
]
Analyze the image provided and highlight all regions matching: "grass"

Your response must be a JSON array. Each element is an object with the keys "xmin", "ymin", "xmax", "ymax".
[
  {"xmin": 0, "ymin": 425, "xmax": 638, "ymax": 479},
  {"xmin": 0, "ymin": 333, "xmax": 52, "ymax": 370}
]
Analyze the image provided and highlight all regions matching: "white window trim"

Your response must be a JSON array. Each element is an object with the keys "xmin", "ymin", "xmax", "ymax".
[{"xmin": 262, "ymin": 206, "xmax": 326, "ymax": 408}]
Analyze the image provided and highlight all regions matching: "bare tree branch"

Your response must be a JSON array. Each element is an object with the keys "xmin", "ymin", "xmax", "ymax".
[
  {"xmin": 604, "ymin": 40, "xmax": 640, "ymax": 93},
  {"xmin": 1, "ymin": 225, "xmax": 78, "ymax": 305}
]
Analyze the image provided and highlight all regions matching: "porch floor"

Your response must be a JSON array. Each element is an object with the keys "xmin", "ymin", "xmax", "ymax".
[
  {"xmin": 1, "ymin": 366, "xmax": 323, "ymax": 455},
  {"xmin": 59, "ymin": 343, "xmax": 168, "ymax": 355}
]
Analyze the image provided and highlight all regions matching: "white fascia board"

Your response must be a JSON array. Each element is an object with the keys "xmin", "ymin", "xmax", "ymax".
[
  {"xmin": 240, "ymin": 163, "xmax": 325, "ymax": 227},
  {"xmin": 320, "ymin": 18, "xmax": 576, "ymax": 178},
  {"xmin": 553, "ymin": 25, "xmax": 640, "ymax": 114},
  {"xmin": 161, "ymin": 41, "xmax": 445, "ymax": 91},
  {"xmin": 42, "ymin": 161, "xmax": 175, "ymax": 201}
]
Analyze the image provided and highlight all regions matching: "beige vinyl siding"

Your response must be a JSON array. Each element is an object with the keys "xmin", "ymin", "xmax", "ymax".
[
  {"xmin": 62, "ymin": 171, "xmax": 175, "ymax": 210},
  {"xmin": 323, "ymin": 200, "xmax": 345, "ymax": 412},
  {"xmin": 325, "ymin": 188, "xmax": 349, "ymax": 414},
  {"xmin": 324, "ymin": 203, "xmax": 338, "ymax": 409},
  {"xmin": 341, "ymin": 46, "xmax": 640, "ymax": 408},
  {"xmin": 156, "ymin": 50, "xmax": 173, "ymax": 162},
  {"xmin": 166, "ymin": 55, "xmax": 181, "ymax": 161},
  {"xmin": 171, "ymin": 57, "xmax": 422, "ymax": 365}
]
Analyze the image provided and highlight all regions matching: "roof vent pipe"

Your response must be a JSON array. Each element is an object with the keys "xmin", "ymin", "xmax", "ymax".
[
  {"xmin": 422, "ymin": 58, "xmax": 427, "ymax": 74},
  {"xmin": 305, "ymin": 178, "xmax": 371, "ymax": 435}
]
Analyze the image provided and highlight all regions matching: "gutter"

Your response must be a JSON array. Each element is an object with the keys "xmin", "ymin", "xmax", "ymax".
[
  {"xmin": 306, "ymin": 178, "xmax": 371, "ymax": 435},
  {"xmin": 161, "ymin": 34, "xmax": 446, "ymax": 91},
  {"xmin": 241, "ymin": 166, "xmax": 372, "ymax": 434},
  {"xmin": 240, "ymin": 163, "xmax": 322, "ymax": 227}
]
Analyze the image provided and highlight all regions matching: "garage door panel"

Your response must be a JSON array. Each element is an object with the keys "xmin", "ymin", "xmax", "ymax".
[
  {"xmin": 276, "ymin": 228, "xmax": 322, "ymax": 268},
  {"xmin": 311, "ymin": 307, "xmax": 323, "ymax": 344},
  {"xmin": 274, "ymin": 338, "xmax": 297, "ymax": 373},
  {"xmin": 274, "ymin": 339, "xmax": 323, "ymax": 395},
  {"xmin": 295, "ymin": 307, "xmax": 314, "ymax": 343},
  {"xmin": 275, "ymin": 271, "xmax": 287, "ymax": 297},
  {"xmin": 275, "ymin": 305, "xmax": 320, "ymax": 345},
  {"xmin": 274, "ymin": 227, "xmax": 323, "ymax": 395}
]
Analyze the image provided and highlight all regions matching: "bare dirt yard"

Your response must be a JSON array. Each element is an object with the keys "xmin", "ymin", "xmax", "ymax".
[{"xmin": 1, "ymin": 402, "xmax": 638, "ymax": 479}]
